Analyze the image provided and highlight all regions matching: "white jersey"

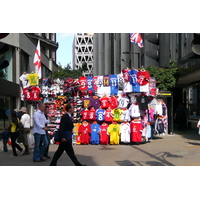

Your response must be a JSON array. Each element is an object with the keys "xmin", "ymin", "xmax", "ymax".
[
  {"xmin": 118, "ymin": 95, "xmax": 130, "ymax": 108},
  {"xmin": 120, "ymin": 108, "xmax": 131, "ymax": 122},
  {"xmin": 120, "ymin": 122, "xmax": 130, "ymax": 143},
  {"xmin": 123, "ymin": 82, "xmax": 132, "ymax": 93},
  {"xmin": 19, "ymin": 73, "xmax": 30, "ymax": 88},
  {"xmin": 97, "ymin": 76, "xmax": 104, "ymax": 97},
  {"xmin": 129, "ymin": 103, "xmax": 140, "ymax": 118}
]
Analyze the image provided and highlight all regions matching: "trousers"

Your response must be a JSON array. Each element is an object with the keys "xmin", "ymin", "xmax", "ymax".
[{"xmin": 50, "ymin": 140, "xmax": 82, "ymax": 166}]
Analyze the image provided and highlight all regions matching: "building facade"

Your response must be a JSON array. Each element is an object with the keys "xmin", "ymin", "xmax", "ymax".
[
  {"xmin": 73, "ymin": 33, "xmax": 93, "ymax": 70},
  {"xmin": 0, "ymin": 33, "xmax": 58, "ymax": 130},
  {"xmin": 92, "ymin": 33, "xmax": 200, "ymax": 128}
]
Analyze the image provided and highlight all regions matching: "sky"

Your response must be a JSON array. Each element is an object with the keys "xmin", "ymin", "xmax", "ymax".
[{"xmin": 56, "ymin": 33, "xmax": 75, "ymax": 67}]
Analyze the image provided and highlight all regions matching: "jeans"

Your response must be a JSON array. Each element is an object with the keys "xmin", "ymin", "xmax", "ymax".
[
  {"xmin": 3, "ymin": 140, "xmax": 8, "ymax": 152},
  {"xmin": 33, "ymin": 133, "xmax": 48, "ymax": 161}
]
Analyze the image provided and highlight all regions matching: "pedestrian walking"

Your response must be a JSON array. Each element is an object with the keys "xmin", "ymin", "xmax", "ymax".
[
  {"xmin": 43, "ymin": 105, "xmax": 51, "ymax": 159},
  {"xmin": 50, "ymin": 103, "xmax": 85, "ymax": 166},
  {"xmin": 33, "ymin": 103, "xmax": 50, "ymax": 162},
  {"xmin": 9, "ymin": 111, "xmax": 24, "ymax": 156},
  {"xmin": 0, "ymin": 126, "xmax": 10, "ymax": 153},
  {"xmin": 174, "ymin": 102, "xmax": 187, "ymax": 131},
  {"xmin": 20, "ymin": 107, "xmax": 31, "ymax": 155}
]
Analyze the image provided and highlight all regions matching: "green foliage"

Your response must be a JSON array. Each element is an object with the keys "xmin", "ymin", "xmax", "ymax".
[
  {"xmin": 145, "ymin": 60, "xmax": 178, "ymax": 91},
  {"xmin": 51, "ymin": 63, "xmax": 84, "ymax": 79}
]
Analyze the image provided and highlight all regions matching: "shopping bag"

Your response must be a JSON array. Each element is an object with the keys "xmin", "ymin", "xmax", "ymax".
[
  {"xmin": 27, "ymin": 133, "xmax": 35, "ymax": 149},
  {"xmin": 7, "ymin": 139, "xmax": 12, "ymax": 146}
]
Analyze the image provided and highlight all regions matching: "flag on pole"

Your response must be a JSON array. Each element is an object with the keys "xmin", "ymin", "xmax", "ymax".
[
  {"xmin": 130, "ymin": 33, "xmax": 144, "ymax": 48},
  {"xmin": 33, "ymin": 40, "xmax": 42, "ymax": 79}
]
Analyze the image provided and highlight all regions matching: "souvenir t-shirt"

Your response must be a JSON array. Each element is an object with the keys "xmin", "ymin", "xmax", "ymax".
[
  {"xmin": 137, "ymin": 70, "xmax": 150, "ymax": 86},
  {"xmin": 27, "ymin": 73, "xmax": 39, "ymax": 86}
]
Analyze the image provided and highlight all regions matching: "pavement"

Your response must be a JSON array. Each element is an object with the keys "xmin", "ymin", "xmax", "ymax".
[{"xmin": 1, "ymin": 127, "xmax": 200, "ymax": 166}]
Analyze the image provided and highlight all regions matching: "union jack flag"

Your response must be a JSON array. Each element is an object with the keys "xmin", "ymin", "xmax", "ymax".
[{"xmin": 130, "ymin": 33, "xmax": 144, "ymax": 48}]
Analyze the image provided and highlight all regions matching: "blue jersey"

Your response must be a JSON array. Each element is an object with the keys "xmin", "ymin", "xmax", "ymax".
[
  {"xmin": 109, "ymin": 74, "xmax": 118, "ymax": 95},
  {"xmin": 132, "ymin": 82, "xmax": 140, "ymax": 92},
  {"xmin": 96, "ymin": 109, "xmax": 105, "ymax": 121},
  {"xmin": 86, "ymin": 76, "xmax": 93, "ymax": 90},
  {"xmin": 128, "ymin": 69, "xmax": 138, "ymax": 85},
  {"xmin": 90, "ymin": 123, "xmax": 101, "ymax": 144}
]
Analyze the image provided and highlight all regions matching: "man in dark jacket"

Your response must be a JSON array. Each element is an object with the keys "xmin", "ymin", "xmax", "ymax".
[{"xmin": 50, "ymin": 104, "xmax": 85, "ymax": 166}]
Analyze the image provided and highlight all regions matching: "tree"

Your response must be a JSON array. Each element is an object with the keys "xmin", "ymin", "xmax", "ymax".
[
  {"xmin": 145, "ymin": 60, "xmax": 178, "ymax": 91},
  {"xmin": 51, "ymin": 63, "xmax": 84, "ymax": 79}
]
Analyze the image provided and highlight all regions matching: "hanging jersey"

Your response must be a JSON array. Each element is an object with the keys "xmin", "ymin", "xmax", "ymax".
[
  {"xmin": 136, "ymin": 95, "xmax": 151, "ymax": 110},
  {"xmin": 129, "ymin": 69, "xmax": 138, "ymax": 85},
  {"xmin": 81, "ymin": 109, "xmax": 89, "ymax": 120},
  {"xmin": 120, "ymin": 122, "xmax": 131, "ymax": 143},
  {"xmin": 78, "ymin": 123, "xmax": 91, "ymax": 144},
  {"xmin": 104, "ymin": 109, "xmax": 113, "ymax": 122},
  {"xmin": 109, "ymin": 74, "xmax": 118, "ymax": 95},
  {"xmin": 82, "ymin": 97, "xmax": 93, "ymax": 108},
  {"xmin": 122, "ymin": 68, "xmax": 130, "ymax": 82},
  {"xmin": 90, "ymin": 123, "xmax": 101, "ymax": 144},
  {"xmin": 120, "ymin": 109, "xmax": 131, "ymax": 122},
  {"xmin": 97, "ymin": 76, "xmax": 104, "ymax": 97},
  {"xmin": 23, "ymin": 87, "xmax": 32, "ymax": 101},
  {"xmin": 123, "ymin": 82, "xmax": 133, "ymax": 93},
  {"xmin": 100, "ymin": 123, "xmax": 109, "ymax": 145},
  {"xmin": 137, "ymin": 70, "xmax": 150, "ymax": 86},
  {"xmin": 31, "ymin": 86, "xmax": 41, "ymax": 101},
  {"xmin": 117, "ymin": 73, "xmax": 124, "ymax": 90},
  {"xmin": 132, "ymin": 82, "xmax": 140, "ymax": 92},
  {"xmin": 129, "ymin": 103, "xmax": 140, "ymax": 118},
  {"xmin": 118, "ymin": 95, "xmax": 130, "ymax": 108},
  {"xmin": 130, "ymin": 120, "xmax": 143, "ymax": 142},
  {"xmin": 19, "ymin": 73, "xmax": 30, "ymax": 88},
  {"xmin": 103, "ymin": 75, "xmax": 110, "ymax": 87},
  {"xmin": 91, "ymin": 97, "xmax": 101, "ymax": 110},
  {"xmin": 79, "ymin": 76, "xmax": 87, "ymax": 90},
  {"xmin": 88, "ymin": 109, "xmax": 96, "ymax": 121},
  {"xmin": 100, "ymin": 96, "xmax": 110, "ymax": 109},
  {"xmin": 96, "ymin": 109, "xmax": 105, "ymax": 121},
  {"xmin": 27, "ymin": 73, "xmax": 39, "ymax": 86},
  {"xmin": 112, "ymin": 108, "xmax": 122, "ymax": 122},
  {"xmin": 108, "ymin": 123, "xmax": 120, "ymax": 145},
  {"xmin": 109, "ymin": 96, "xmax": 118, "ymax": 109},
  {"xmin": 86, "ymin": 76, "xmax": 93, "ymax": 91},
  {"xmin": 140, "ymin": 83, "xmax": 149, "ymax": 93},
  {"xmin": 92, "ymin": 76, "xmax": 98, "ymax": 92}
]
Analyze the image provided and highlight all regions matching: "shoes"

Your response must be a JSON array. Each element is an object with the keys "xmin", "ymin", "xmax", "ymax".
[
  {"xmin": 44, "ymin": 156, "xmax": 51, "ymax": 159},
  {"xmin": 40, "ymin": 157, "xmax": 46, "ymax": 161},
  {"xmin": 34, "ymin": 160, "xmax": 42, "ymax": 162},
  {"xmin": 20, "ymin": 149, "xmax": 25, "ymax": 156}
]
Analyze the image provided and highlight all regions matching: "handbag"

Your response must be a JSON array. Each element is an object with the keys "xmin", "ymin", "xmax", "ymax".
[{"xmin": 27, "ymin": 133, "xmax": 35, "ymax": 149}]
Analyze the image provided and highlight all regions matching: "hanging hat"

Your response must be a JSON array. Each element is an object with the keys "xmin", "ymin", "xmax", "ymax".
[{"xmin": 19, "ymin": 107, "xmax": 27, "ymax": 113}]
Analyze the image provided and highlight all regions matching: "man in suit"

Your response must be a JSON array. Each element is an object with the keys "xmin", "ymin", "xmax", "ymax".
[{"xmin": 50, "ymin": 103, "xmax": 85, "ymax": 166}]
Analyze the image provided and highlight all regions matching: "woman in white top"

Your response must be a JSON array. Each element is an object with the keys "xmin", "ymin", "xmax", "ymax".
[{"xmin": 20, "ymin": 107, "xmax": 31, "ymax": 155}]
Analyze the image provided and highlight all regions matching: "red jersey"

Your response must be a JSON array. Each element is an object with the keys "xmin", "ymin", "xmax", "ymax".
[
  {"xmin": 137, "ymin": 70, "xmax": 150, "ymax": 85},
  {"xmin": 81, "ymin": 109, "xmax": 89, "ymax": 120},
  {"xmin": 88, "ymin": 109, "xmax": 96, "ymax": 121},
  {"xmin": 122, "ymin": 68, "xmax": 130, "ymax": 82},
  {"xmin": 104, "ymin": 109, "xmax": 113, "ymax": 122},
  {"xmin": 109, "ymin": 96, "xmax": 118, "ymax": 109},
  {"xmin": 78, "ymin": 123, "xmax": 91, "ymax": 144},
  {"xmin": 79, "ymin": 76, "xmax": 87, "ymax": 90},
  {"xmin": 100, "ymin": 123, "xmax": 109, "ymax": 145},
  {"xmin": 31, "ymin": 86, "xmax": 41, "ymax": 101},
  {"xmin": 130, "ymin": 120, "xmax": 143, "ymax": 142},
  {"xmin": 100, "ymin": 96, "xmax": 110, "ymax": 109},
  {"xmin": 92, "ymin": 76, "xmax": 98, "ymax": 91},
  {"xmin": 23, "ymin": 87, "xmax": 32, "ymax": 101}
]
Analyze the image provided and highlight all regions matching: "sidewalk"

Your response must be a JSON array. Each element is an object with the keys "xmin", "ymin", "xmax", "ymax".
[{"xmin": 0, "ymin": 128, "xmax": 200, "ymax": 166}]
